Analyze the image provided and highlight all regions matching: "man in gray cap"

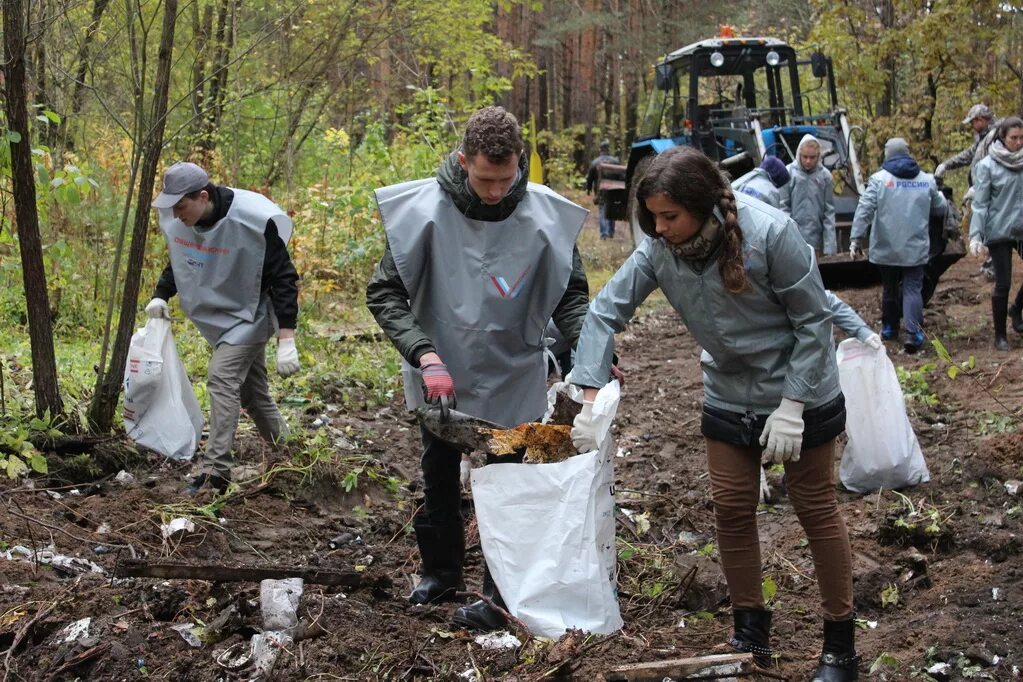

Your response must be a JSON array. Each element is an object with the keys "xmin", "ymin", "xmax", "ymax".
[
  {"xmin": 148, "ymin": 161, "xmax": 300, "ymax": 494},
  {"xmin": 851, "ymin": 138, "xmax": 946, "ymax": 353},
  {"xmin": 935, "ymin": 103, "xmax": 1001, "ymax": 279},
  {"xmin": 585, "ymin": 140, "xmax": 620, "ymax": 239}
]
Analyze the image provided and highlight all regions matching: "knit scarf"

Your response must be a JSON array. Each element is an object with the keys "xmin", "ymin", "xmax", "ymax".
[
  {"xmin": 988, "ymin": 139, "xmax": 1023, "ymax": 172},
  {"xmin": 667, "ymin": 215, "xmax": 723, "ymax": 261}
]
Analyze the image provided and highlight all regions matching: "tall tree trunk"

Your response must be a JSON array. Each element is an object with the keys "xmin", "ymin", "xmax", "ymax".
[
  {"xmin": 196, "ymin": 0, "xmax": 236, "ymax": 155},
  {"xmin": 2, "ymin": 0, "xmax": 63, "ymax": 418},
  {"xmin": 88, "ymin": 0, "xmax": 179, "ymax": 432},
  {"xmin": 64, "ymin": 0, "xmax": 113, "ymax": 150}
]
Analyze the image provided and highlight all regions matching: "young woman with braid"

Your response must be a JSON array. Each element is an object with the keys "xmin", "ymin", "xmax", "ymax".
[{"xmin": 570, "ymin": 146, "xmax": 859, "ymax": 681}]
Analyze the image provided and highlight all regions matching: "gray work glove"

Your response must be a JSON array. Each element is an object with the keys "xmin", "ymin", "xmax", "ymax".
[
  {"xmin": 571, "ymin": 400, "xmax": 599, "ymax": 453},
  {"xmin": 145, "ymin": 297, "xmax": 170, "ymax": 319},
  {"xmin": 934, "ymin": 162, "xmax": 947, "ymax": 180},
  {"xmin": 760, "ymin": 398, "xmax": 805, "ymax": 464},
  {"xmin": 276, "ymin": 337, "xmax": 300, "ymax": 376},
  {"xmin": 849, "ymin": 240, "xmax": 865, "ymax": 260}
]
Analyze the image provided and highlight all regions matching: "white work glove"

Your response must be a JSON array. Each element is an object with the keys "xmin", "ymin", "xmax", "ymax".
[
  {"xmin": 863, "ymin": 333, "xmax": 883, "ymax": 351},
  {"xmin": 969, "ymin": 239, "xmax": 986, "ymax": 257},
  {"xmin": 145, "ymin": 297, "xmax": 170, "ymax": 319},
  {"xmin": 571, "ymin": 400, "xmax": 599, "ymax": 453},
  {"xmin": 460, "ymin": 455, "xmax": 471, "ymax": 491},
  {"xmin": 759, "ymin": 466, "xmax": 773, "ymax": 505},
  {"xmin": 849, "ymin": 240, "xmax": 865, "ymax": 260},
  {"xmin": 759, "ymin": 398, "xmax": 805, "ymax": 464},
  {"xmin": 934, "ymin": 162, "xmax": 947, "ymax": 179},
  {"xmin": 962, "ymin": 186, "xmax": 975, "ymax": 203},
  {"xmin": 276, "ymin": 337, "xmax": 300, "ymax": 376}
]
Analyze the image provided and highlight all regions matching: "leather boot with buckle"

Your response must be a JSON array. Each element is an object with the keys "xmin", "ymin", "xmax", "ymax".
[
  {"xmin": 728, "ymin": 607, "xmax": 773, "ymax": 668},
  {"xmin": 811, "ymin": 617, "xmax": 861, "ymax": 681}
]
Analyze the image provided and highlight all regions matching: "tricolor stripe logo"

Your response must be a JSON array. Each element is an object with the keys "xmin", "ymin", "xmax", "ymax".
[{"xmin": 490, "ymin": 266, "xmax": 531, "ymax": 299}]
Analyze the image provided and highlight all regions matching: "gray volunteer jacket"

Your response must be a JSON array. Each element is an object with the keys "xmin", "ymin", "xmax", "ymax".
[
  {"xmin": 827, "ymin": 290, "xmax": 873, "ymax": 343},
  {"xmin": 780, "ymin": 134, "xmax": 837, "ymax": 255},
  {"xmin": 969, "ymin": 155, "xmax": 1023, "ymax": 246},
  {"xmin": 851, "ymin": 166, "xmax": 945, "ymax": 267},
  {"xmin": 573, "ymin": 195, "xmax": 840, "ymax": 414},
  {"xmin": 732, "ymin": 168, "xmax": 782, "ymax": 209}
]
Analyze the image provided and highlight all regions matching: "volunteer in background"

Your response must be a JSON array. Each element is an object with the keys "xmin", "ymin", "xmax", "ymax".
[
  {"xmin": 781, "ymin": 135, "xmax": 837, "ymax": 255},
  {"xmin": 585, "ymin": 140, "xmax": 621, "ymax": 240},
  {"xmin": 571, "ymin": 146, "xmax": 859, "ymax": 681},
  {"xmin": 148, "ymin": 162, "xmax": 300, "ymax": 495},
  {"xmin": 850, "ymin": 138, "xmax": 946, "ymax": 353},
  {"xmin": 732, "ymin": 155, "xmax": 790, "ymax": 209},
  {"xmin": 968, "ymin": 116, "xmax": 1023, "ymax": 352}
]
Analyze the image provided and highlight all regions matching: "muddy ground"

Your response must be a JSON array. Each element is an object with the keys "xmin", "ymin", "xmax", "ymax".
[{"xmin": 2, "ymin": 215, "xmax": 1022, "ymax": 681}]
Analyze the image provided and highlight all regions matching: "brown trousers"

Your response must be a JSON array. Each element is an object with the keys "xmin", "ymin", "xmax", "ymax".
[{"xmin": 705, "ymin": 438, "xmax": 853, "ymax": 620}]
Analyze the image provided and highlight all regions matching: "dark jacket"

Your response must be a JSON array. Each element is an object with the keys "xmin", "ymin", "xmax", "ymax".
[
  {"xmin": 153, "ymin": 184, "xmax": 300, "ymax": 329},
  {"xmin": 586, "ymin": 153, "xmax": 620, "ymax": 193},
  {"xmin": 366, "ymin": 152, "xmax": 590, "ymax": 366}
]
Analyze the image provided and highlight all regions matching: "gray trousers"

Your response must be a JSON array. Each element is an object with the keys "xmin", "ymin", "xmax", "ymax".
[{"xmin": 201, "ymin": 342, "xmax": 288, "ymax": 478}]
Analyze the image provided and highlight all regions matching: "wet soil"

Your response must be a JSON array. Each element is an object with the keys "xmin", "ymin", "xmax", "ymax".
[{"xmin": 2, "ymin": 216, "xmax": 1022, "ymax": 681}]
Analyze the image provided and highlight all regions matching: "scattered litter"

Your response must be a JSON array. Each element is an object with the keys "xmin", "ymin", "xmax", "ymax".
[
  {"xmin": 160, "ymin": 517, "xmax": 196, "ymax": 539},
  {"xmin": 1005, "ymin": 480, "xmax": 1021, "ymax": 496},
  {"xmin": 250, "ymin": 630, "xmax": 293, "ymax": 679},
  {"xmin": 96, "ymin": 522, "xmax": 111, "ymax": 535},
  {"xmin": 69, "ymin": 489, "xmax": 82, "ymax": 496},
  {"xmin": 260, "ymin": 578, "xmax": 303, "ymax": 634},
  {"xmin": 171, "ymin": 622, "xmax": 203, "ymax": 648},
  {"xmin": 214, "ymin": 641, "xmax": 251, "ymax": 670},
  {"xmin": 458, "ymin": 668, "xmax": 479, "ymax": 681},
  {"xmin": 992, "ymin": 587, "xmax": 1003, "ymax": 601},
  {"xmin": 473, "ymin": 631, "xmax": 521, "ymax": 650},
  {"xmin": 926, "ymin": 662, "xmax": 951, "ymax": 676},
  {"xmin": 46, "ymin": 490, "xmax": 63, "ymax": 500},
  {"xmin": 60, "ymin": 617, "xmax": 91, "ymax": 644},
  {"xmin": 4, "ymin": 544, "xmax": 105, "ymax": 575},
  {"xmin": 115, "ymin": 470, "xmax": 137, "ymax": 485},
  {"xmin": 93, "ymin": 545, "xmax": 113, "ymax": 555},
  {"xmin": 328, "ymin": 532, "xmax": 362, "ymax": 549}
]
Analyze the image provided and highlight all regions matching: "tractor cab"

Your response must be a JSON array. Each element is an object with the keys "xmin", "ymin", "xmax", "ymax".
[{"xmin": 610, "ymin": 35, "xmax": 869, "ymax": 283}]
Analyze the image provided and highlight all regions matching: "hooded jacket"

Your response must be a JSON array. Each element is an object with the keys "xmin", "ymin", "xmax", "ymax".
[
  {"xmin": 573, "ymin": 193, "xmax": 840, "ymax": 413},
  {"xmin": 851, "ymin": 154, "xmax": 946, "ymax": 266},
  {"xmin": 969, "ymin": 150, "xmax": 1023, "ymax": 246},
  {"xmin": 780, "ymin": 135, "xmax": 837, "ymax": 254},
  {"xmin": 732, "ymin": 168, "xmax": 782, "ymax": 209},
  {"xmin": 366, "ymin": 151, "xmax": 589, "ymax": 373}
]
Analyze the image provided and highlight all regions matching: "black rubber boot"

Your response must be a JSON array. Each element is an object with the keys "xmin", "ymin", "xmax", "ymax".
[
  {"xmin": 452, "ymin": 565, "xmax": 508, "ymax": 631},
  {"xmin": 811, "ymin": 618, "xmax": 860, "ymax": 681},
  {"xmin": 185, "ymin": 473, "xmax": 230, "ymax": 496},
  {"xmin": 993, "ymin": 294, "xmax": 1010, "ymax": 352},
  {"xmin": 1009, "ymin": 300, "xmax": 1023, "ymax": 334},
  {"xmin": 408, "ymin": 522, "xmax": 465, "ymax": 605},
  {"xmin": 728, "ymin": 608, "xmax": 773, "ymax": 668}
]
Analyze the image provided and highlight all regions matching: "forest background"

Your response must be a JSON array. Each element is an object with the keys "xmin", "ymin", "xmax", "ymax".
[{"xmin": 1, "ymin": 0, "xmax": 1023, "ymax": 470}]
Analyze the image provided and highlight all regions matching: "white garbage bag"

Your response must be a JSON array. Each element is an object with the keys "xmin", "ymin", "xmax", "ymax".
[
  {"xmin": 123, "ymin": 318, "xmax": 203, "ymax": 460},
  {"xmin": 836, "ymin": 339, "xmax": 930, "ymax": 493},
  {"xmin": 471, "ymin": 379, "xmax": 623, "ymax": 639}
]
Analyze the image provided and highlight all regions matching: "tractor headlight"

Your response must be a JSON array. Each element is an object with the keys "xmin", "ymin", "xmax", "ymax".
[
  {"xmin": 766, "ymin": 50, "xmax": 780, "ymax": 66},
  {"xmin": 710, "ymin": 51, "xmax": 725, "ymax": 68}
]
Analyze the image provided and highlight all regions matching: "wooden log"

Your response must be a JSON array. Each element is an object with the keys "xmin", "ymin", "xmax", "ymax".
[
  {"xmin": 603, "ymin": 653, "xmax": 756, "ymax": 681},
  {"xmin": 114, "ymin": 559, "xmax": 378, "ymax": 587}
]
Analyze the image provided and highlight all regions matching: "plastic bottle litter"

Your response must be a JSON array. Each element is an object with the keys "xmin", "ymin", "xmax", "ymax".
[{"xmin": 260, "ymin": 578, "xmax": 303, "ymax": 634}]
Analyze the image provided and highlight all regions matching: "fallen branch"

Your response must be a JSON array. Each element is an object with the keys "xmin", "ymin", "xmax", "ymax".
[
  {"xmin": 114, "ymin": 559, "xmax": 385, "ymax": 588},
  {"xmin": 44, "ymin": 641, "xmax": 111, "ymax": 678},
  {"xmin": 603, "ymin": 652, "xmax": 755, "ymax": 681}
]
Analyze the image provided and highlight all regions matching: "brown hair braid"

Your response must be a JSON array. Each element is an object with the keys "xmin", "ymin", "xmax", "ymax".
[{"xmin": 636, "ymin": 146, "xmax": 748, "ymax": 293}]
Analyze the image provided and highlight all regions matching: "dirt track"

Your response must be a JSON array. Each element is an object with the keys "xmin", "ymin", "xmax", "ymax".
[{"xmin": 2, "ymin": 218, "xmax": 1022, "ymax": 680}]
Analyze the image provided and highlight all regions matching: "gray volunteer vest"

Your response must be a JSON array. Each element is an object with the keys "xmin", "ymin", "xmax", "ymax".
[
  {"xmin": 376, "ymin": 178, "xmax": 586, "ymax": 427},
  {"xmin": 158, "ymin": 189, "xmax": 294, "ymax": 347}
]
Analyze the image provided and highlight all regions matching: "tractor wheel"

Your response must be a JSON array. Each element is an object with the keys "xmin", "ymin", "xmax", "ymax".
[{"xmin": 628, "ymin": 155, "xmax": 654, "ymax": 251}]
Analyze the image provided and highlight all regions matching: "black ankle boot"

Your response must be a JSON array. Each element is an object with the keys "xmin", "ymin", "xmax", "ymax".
[
  {"xmin": 811, "ymin": 618, "xmax": 860, "ymax": 681},
  {"xmin": 728, "ymin": 608, "xmax": 772, "ymax": 668},
  {"xmin": 408, "ymin": 522, "xmax": 465, "ymax": 605},
  {"xmin": 453, "ymin": 566, "xmax": 508, "ymax": 631}
]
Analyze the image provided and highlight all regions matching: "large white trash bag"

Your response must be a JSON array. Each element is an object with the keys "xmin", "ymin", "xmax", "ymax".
[
  {"xmin": 471, "ymin": 379, "xmax": 623, "ymax": 639},
  {"xmin": 123, "ymin": 318, "xmax": 203, "ymax": 460},
  {"xmin": 837, "ymin": 338, "xmax": 929, "ymax": 493}
]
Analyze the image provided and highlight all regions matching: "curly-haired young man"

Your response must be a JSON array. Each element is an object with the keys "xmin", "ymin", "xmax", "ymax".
[{"xmin": 366, "ymin": 106, "xmax": 591, "ymax": 631}]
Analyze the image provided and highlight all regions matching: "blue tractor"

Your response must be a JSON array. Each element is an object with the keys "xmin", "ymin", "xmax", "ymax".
[{"xmin": 607, "ymin": 35, "xmax": 879, "ymax": 287}]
